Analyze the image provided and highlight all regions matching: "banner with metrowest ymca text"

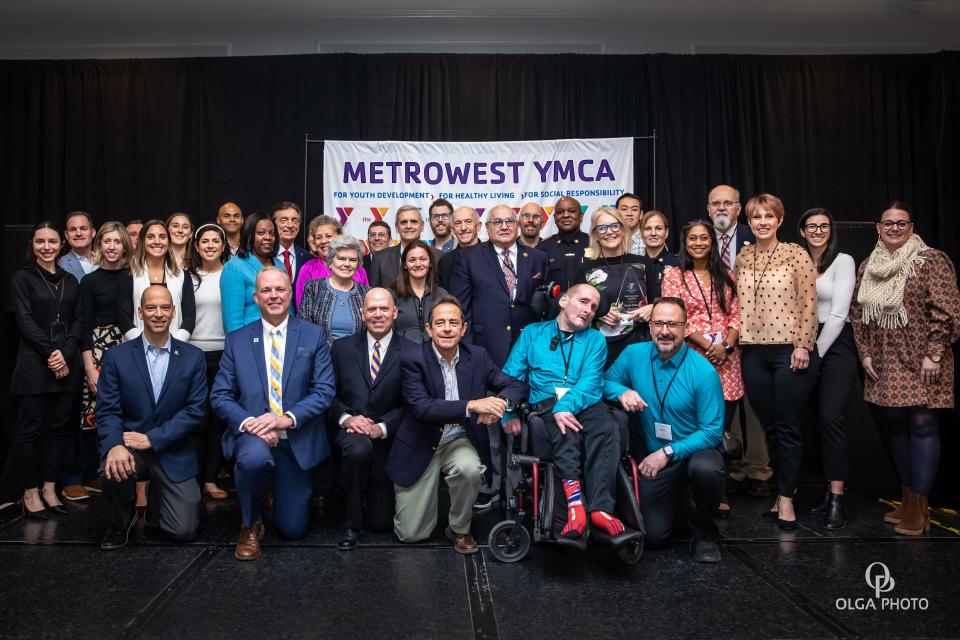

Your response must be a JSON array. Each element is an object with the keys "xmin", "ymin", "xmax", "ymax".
[{"xmin": 323, "ymin": 138, "xmax": 634, "ymax": 249}]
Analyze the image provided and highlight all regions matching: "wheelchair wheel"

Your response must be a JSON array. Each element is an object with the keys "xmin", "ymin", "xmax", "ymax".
[
  {"xmin": 618, "ymin": 538, "xmax": 643, "ymax": 566},
  {"xmin": 488, "ymin": 520, "xmax": 531, "ymax": 563}
]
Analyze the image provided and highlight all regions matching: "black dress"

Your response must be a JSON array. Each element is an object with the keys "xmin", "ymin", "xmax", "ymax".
[{"xmin": 575, "ymin": 253, "xmax": 657, "ymax": 367}]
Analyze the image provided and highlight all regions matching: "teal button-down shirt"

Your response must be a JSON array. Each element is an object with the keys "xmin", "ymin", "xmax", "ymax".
[
  {"xmin": 603, "ymin": 342, "xmax": 723, "ymax": 461},
  {"xmin": 502, "ymin": 319, "xmax": 607, "ymax": 416}
]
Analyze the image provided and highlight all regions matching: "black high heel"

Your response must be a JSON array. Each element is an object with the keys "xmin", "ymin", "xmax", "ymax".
[
  {"xmin": 761, "ymin": 496, "xmax": 781, "ymax": 520},
  {"xmin": 22, "ymin": 502, "xmax": 48, "ymax": 521},
  {"xmin": 776, "ymin": 499, "xmax": 799, "ymax": 530},
  {"xmin": 41, "ymin": 495, "xmax": 68, "ymax": 515}
]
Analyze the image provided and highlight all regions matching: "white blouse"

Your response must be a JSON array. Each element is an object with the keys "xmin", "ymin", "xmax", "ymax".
[
  {"xmin": 190, "ymin": 269, "xmax": 225, "ymax": 352},
  {"xmin": 815, "ymin": 252, "xmax": 856, "ymax": 357}
]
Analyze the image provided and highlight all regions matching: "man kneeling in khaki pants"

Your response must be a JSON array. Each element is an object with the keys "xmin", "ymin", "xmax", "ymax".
[{"xmin": 385, "ymin": 297, "xmax": 527, "ymax": 553}]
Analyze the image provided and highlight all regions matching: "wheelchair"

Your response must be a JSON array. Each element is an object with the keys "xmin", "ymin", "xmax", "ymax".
[{"xmin": 486, "ymin": 401, "xmax": 645, "ymax": 565}]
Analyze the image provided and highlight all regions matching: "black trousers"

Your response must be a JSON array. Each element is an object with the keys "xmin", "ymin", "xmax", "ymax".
[
  {"xmin": 0, "ymin": 393, "xmax": 77, "ymax": 501},
  {"xmin": 741, "ymin": 344, "xmax": 819, "ymax": 497},
  {"xmin": 101, "ymin": 449, "xmax": 200, "ymax": 542},
  {"xmin": 543, "ymin": 403, "xmax": 619, "ymax": 514},
  {"xmin": 640, "ymin": 448, "xmax": 724, "ymax": 545},
  {"xmin": 813, "ymin": 324, "xmax": 858, "ymax": 482},
  {"xmin": 334, "ymin": 429, "xmax": 395, "ymax": 532},
  {"xmin": 193, "ymin": 350, "xmax": 225, "ymax": 484},
  {"xmin": 60, "ymin": 393, "xmax": 99, "ymax": 486}
]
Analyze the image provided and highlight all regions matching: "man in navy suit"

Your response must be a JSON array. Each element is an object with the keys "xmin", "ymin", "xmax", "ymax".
[
  {"xmin": 706, "ymin": 184, "xmax": 756, "ymax": 272},
  {"xmin": 272, "ymin": 201, "xmax": 312, "ymax": 297},
  {"xmin": 96, "ymin": 285, "xmax": 207, "ymax": 550},
  {"xmin": 212, "ymin": 267, "xmax": 336, "ymax": 560},
  {"xmin": 386, "ymin": 297, "xmax": 527, "ymax": 553},
  {"xmin": 329, "ymin": 288, "xmax": 404, "ymax": 550}
]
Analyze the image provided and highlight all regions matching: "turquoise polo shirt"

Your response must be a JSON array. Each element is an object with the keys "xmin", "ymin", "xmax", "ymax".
[{"xmin": 603, "ymin": 342, "xmax": 723, "ymax": 461}]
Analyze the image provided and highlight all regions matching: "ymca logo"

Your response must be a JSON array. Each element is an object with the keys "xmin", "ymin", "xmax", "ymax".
[{"xmin": 336, "ymin": 207, "xmax": 353, "ymax": 226}]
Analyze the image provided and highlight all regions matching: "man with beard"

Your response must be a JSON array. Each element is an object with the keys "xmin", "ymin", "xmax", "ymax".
[
  {"xmin": 604, "ymin": 297, "xmax": 725, "ymax": 563},
  {"xmin": 706, "ymin": 185, "xmax": 754, "ymax": 272},
  {"xmin": 518, "ymin": 202, "xmax": 545, "ymax": 249},
  {"xmin": 426, "ymin": 198, "xmax": 457, "ymax": 253}
]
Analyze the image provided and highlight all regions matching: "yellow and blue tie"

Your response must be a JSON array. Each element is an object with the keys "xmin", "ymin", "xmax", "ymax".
[{"xmin": 269, "ymin": 328, "xmax": 283, "ymax": 416}]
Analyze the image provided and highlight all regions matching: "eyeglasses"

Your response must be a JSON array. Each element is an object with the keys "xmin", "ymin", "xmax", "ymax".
[
  {"xmin": 650, "ymin": 320, "xmax": 685, "ymax": 330},
  {"xmin": 368, "ymin": 232, "xmax": 389, "ymax": 239},
  {"xmin": 430, "ymin": 213, "xmax": 451, "ymax": 221},
  {"xmin": 595, "ymin": 222, "xmax": 623, "ymax": 234},
  {"xmin": 803, "ymin": 223, "xmax": 832, "ymax": 233},
  {"xmin": 488, "ymin": 218, "xmax": 518, "ymax": 228},
  {"xmin": 707, "ymin": 200, "xmax": 739, "ymax": 209},
  {"xmin": 880, "ymin": 220, "xmax": 912, "ymax": 230}
]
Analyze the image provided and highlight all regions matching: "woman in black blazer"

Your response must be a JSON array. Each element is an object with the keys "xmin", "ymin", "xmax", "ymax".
[{"xmin": 0, "ymin": 222, "xmax": 83, "ymax": 518}]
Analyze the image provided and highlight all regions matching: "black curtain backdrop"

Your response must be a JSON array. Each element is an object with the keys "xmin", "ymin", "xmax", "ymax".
[{"xmin": 1, "ymin": 51, "xmax": 958, "ymax": 502}]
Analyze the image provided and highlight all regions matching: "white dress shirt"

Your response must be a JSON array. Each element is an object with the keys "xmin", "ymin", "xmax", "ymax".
[
  {"xmin": 338, "ymin": 330, "xmax": 393, "ymax": 438},
  {"xmin": 239, "ymin": 316, "xmax": 297, "ymax": 437}
]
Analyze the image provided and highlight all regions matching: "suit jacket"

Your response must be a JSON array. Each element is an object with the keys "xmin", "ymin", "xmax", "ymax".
[
  {"xmin": 58, "ymin": 251, "xmax": 96, "ymax": 283},
  {"xmin": 95, "ymin": 337, "xmax": 207, "ymax": 483},
  {"xmin": 211, "ymin": 316, "xmax": 336, "ymax": 470},
  {"xmin": 719, "ymin": 223, "xmax": 756, "ymax": 269},
  {"xmin": 369, "ymin": 243, "xmax": 442, "ymax": 288},
  {"xmin": 449, "ymin": 241, "xmax": 547, "ymax": 367},
  {"xmin": 329, "ymin": 331, "xmax": 405, "ymax": 480},
  {"xmin": 385, "ymin": 341, "xmax": 528, "ymax": 488}
]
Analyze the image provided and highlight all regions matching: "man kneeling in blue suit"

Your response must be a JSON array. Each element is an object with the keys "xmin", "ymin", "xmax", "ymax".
[
  {"xmin": 96, "ymin": 285, "xmax": 207, "ymax": 550},
  {"xmin": 212, "ymin": 267, "xmax": 335, "ymax": 560}
]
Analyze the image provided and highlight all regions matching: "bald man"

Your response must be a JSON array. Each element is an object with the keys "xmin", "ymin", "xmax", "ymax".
[
  {"xmin": 328, "ymin": 288, "xmax": 404, "ymax": 549},
  {"xmin": 518, "ymin": 202, "xmax": 545, "ymax": 249},
  {"xmin": 437, "ymin": 206, "xmax": 481, "ymax": 290},
  {"xmin": 541, "ymin": 196, "xmax": 589, "ymax": 294},
  {"xmin": 96, "ymin": 285, "xmax": 207, "ymax": 550},
  {"xmin": 217, "ymin": 202, "xmax": 243, "ymax": 255}
]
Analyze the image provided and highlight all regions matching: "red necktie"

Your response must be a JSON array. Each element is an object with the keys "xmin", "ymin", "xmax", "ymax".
[{"xmin": 283, "ymin": 249, "xmax": 293, "ymax": 280}]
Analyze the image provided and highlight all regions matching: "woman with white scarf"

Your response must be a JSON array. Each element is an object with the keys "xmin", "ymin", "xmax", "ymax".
[{"xmin": 852, "ymin": 201, "xmax": 960, "ymax": 536}]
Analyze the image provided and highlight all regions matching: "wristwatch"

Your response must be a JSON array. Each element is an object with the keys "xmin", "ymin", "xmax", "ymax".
[
  {"xmin": 721, "ymin": 341, "xmax": 734, "ymax": 355},
  {"xmin": 662, "ymin": 445, "xmax": 675, "ymax": 460}
]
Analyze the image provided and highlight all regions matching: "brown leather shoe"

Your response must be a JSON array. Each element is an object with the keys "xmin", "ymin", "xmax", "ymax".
[
  {"xmin": 445, "ymin": 526, "xmax": 478, "ymax": 555},
  {"xmin": 883, "ymin": 487, "xmax": 913, "ymax": 524},
  {"xmin": 895, "ymin": 493, "xmax": 930, "ymax": 536},
  {"xmin": 234, "ymin": 522, "xmax": 265, "ymax": 560},
  {"xmin": 61, "ymin": 485, "xmax": 89, "ymax": 501},
  {"xmin": 83, "ymin": 479, "xmax": 103, "ymax": 494},
  {"xmin": 203, "ymin": 484, "xmax": 229, "ymax": 500}
]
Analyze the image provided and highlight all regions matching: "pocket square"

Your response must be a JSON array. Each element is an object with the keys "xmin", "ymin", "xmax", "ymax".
[{"xmin": 531, "ymin": 272, "xmax": 543, "ymax": 279}]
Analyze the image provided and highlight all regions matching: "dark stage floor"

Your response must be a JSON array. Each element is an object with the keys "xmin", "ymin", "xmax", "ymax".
[{"xmin": 1, "ymin": 484, "xmax": 958, "ymax": 640}]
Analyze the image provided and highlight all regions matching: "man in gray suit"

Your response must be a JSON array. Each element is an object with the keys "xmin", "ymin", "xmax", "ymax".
[{"xmin": 58, "ymin": 211, "xmax": 98, "ymax": 283}]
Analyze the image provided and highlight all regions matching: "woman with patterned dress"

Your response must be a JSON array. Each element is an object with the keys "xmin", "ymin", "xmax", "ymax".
[
  {"xmin": 298, "ymin": 235, "xmax": 369, "ymax": 348},
  {"xmin": 852, "ymin": 201, "xmax": 960, "ymax": 536}
]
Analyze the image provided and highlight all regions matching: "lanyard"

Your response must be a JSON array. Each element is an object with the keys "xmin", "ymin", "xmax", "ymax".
[
  {"xmin": 35, "ymin": 267, "xmax": 65, "ymax": 324},
  {"xmin": 752, "ymin": 242, "xmax": 779, "ymax": 302},
  {"xmin": 682, "ymin": 270, "xmax": 714, "ymax": 328},
  {"xmin": 556, "ymin": 331, "xmax": 574, "ymax": 385},
  {"xmin": 651, "ymin": 346, "xmax": 688, "ymax": 417}
]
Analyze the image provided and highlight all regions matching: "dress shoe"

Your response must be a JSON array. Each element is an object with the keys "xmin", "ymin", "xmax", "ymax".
[
  {"xmin": 337, "ymin": 528, "xmax": 360, "ymax": 551},
  {"xmin": 691, "ymin": 538, "xmax": 721, "ymax": 563},
  {"xmin": 445, "ymin": 526, "xmax": 479, "ymax": 555},
  {"xmin": 61, "ymin": 485, "xmax": 89, "ymax": 501},
  {"xmin": 748, "ymin": 478, "xmax": 771, "ymax": 498},
  {"xmin": 884, "ymin": 487, "xmax": 913, "ymax": 524},
  {"xmin": 83, "ymin": 479, "xmax": 103, "ymax": 494},
  {"xmin": 41, "ymin": 496, "xmax": 68, "ymax": 515},
  {"xmin": 823, "ymin": 493, "xmax": 845, "ymax": 530},
  {"xmin": 21, "ymin": 503, "xmax": 48, "ymax": 521},
  {"xmin": 894, "ymin": 493, "xmax": 930, "ymax": 536},
  {"xmin": 761, "ymin": 496, "xmax": 781, "ymax": 520},
  {"xmin": 203, "ymin": 485, "xmax": 229, "ymax": 500},
  {"xmin": 234, "ymin": 522, "xmax": 265, "ymax": 560},
  {"xmin": 809, "ymin": 485, "xmax": 830, "ymax": 514},
  {"xmin": 101, "ymin": 511, "xmax": 138, "ymax": 550}
]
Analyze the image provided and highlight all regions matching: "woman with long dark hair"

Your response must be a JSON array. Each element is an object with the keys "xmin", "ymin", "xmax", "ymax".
[
  {"xmin": 797, "ymin": 208, "xmax": 858, "ymax": 529},
  {"xmin": 735, "ymin": 194, "xmax": 819, "ymax": 530},
  {"xmin": 189, "ymin": 223, "xmax": 231, "ymax": 500},
  {"xmin": 391, "ymin": 240, "xmax": 450, "ymax": 343},
  {"xmin": 852, "ymin": 201, "xmax": 960, "ymax": 535},
  {"xmin": 662, "ymin": 219, "xmax": 742, "ymax": 517},
  {"xmin": 220, "ymin": 211, "xmax": 282, "ymax": 332},
  {"xmin": 0, "ymin": 223, "xmax": 83, "ymax": 518}
]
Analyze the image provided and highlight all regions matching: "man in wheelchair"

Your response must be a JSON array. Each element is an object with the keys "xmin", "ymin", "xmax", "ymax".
[
  {"xmin": 603, "ymin": 296, "xmax": 726, "ymax": 563},
  {"xmin": 501, "ymin": 284, "xmax": 638, "ymax": 548}
]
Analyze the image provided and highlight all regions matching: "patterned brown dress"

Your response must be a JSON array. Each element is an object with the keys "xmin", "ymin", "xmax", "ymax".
[{"xmin": 851, "ymin": 248, "xmax": 960, "ymax": 408}]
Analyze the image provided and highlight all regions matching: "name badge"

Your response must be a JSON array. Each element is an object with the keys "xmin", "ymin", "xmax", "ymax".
[
  {"xmin": 555, "ymin": 387, "xmax": 570, "ymax": 400},
  {"xmin": 655, "ymin": 422, "xmax": 673, "ymax": 441}
]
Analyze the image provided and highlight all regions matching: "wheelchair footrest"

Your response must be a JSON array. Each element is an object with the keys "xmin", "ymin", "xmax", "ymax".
[
  {"xmin": 591, "ymin": 527, "xmax": 642, "ymax": 549},
  {"xmin": 555, "ymin": 531, "xmax": 589, "ymax": 552}
]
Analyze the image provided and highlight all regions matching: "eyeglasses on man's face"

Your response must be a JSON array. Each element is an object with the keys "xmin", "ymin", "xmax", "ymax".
[
  {"xmin": 488, "ymin": 218, "xmax": 518, "ymax": 228},
  {"xmin": 650, "ymin": 320, "xmax": 685, "ymax": 330},
  {"xmin": 708, "ymin": 200, "xmax": 739, "ymax": 209},
  {"xmin": 430, "ymin": 213, "xmax": 451, "ymax": 221}
]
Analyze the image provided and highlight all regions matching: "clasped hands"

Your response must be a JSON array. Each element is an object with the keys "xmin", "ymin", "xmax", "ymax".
[
  {"xmin": 598, "ymin": 303, "xmax": 653, "ymax": 328},
  {"xmin": 47, "ymin": 349, "xmax": 70, "ymax": 380},
  {"xmin": 342, "ymin": 414, "xmax": 385, "ymax": 439},
  {"xmin": 245, "ymin": 413, "xmax": 294, "ymax": 447},
  {"xmin": 467, "ymin": 396, "xmax": 508, "ymax": 428},
  {"xmin": 104, "ymin": 432, "xmax": 153, "ymax": 481}
]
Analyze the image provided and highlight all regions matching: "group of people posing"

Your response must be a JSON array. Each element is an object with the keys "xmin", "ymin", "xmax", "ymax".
[{"xmin": 2, "ymin": 186, "xmax": 957, "ymax": 566}]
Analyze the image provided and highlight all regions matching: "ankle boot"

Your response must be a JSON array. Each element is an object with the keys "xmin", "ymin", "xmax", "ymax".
[
  {"xmin": 823, "ymin": 493, "xmax": 845, "ymax": 529},
  {"xmin": 810, "ymin": 484, "xmax": 830, "ymax": 513},
  {"xmin": 883, "ymin": 487, "xmax": 913, "ymax": 524},
  {"xmin": 895, "ymin": 494, "xmax": 930, "ymax": 536}
]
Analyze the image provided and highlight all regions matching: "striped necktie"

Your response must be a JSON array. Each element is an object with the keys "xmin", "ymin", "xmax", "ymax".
[
  {"xmin": 720, "ymin": 233, "xmax": 732, "ymax": 269},
  {"xmin": 370, "ymin": 340, "xmax": 381, "ymax": 384},
  {"xmin": 501, "ymin": 248, "xmax": 516, "ymax": 299},
  {"xmin": 268, "ymin": 328, "xmax": 283, "ymax": 416}
]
